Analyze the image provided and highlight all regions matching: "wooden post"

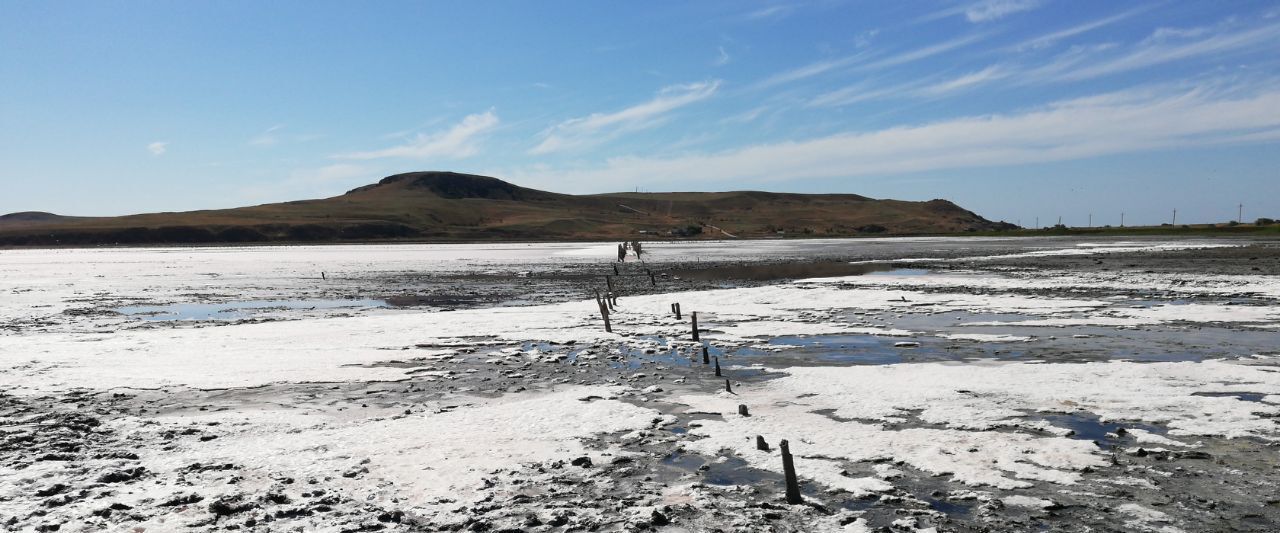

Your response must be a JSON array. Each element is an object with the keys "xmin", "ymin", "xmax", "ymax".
[
  {"xmin": 613, "ymin": 263, "xmax": 619, "ymax": 275},
  {"xmin": 674, "ymin": 303, "xmax": 682, "ymax": 320},
  {"xmin": 780, "ymin": 440, "xmax": 802, "ymax": 504},
  {"xmin": 598, "ymin": 299, "xmax": 612, "ymax": 333},
  {"xmin": 714, "ymin": 357, "xmax": 721, "ymax": 377},
  {"xmin": 691, "ymin": 311, "xmax": 699, "ymax": 341},
  {"xmin": 738, "ymin": 404, "xmax": 749, "ymax": 416},
  {"xmin": 321, "ymin": 272, "xmax": 326, "ymax": 280},
  {"xmin": 605, "ymin": 275, "xmax": 614, "ymax": 293},
  {"xmin": 725, "ymin": 379, "xmax": 732, "ymax": 393},
  {"xmin": 701, "ymin": 345, "xmax": 710, "ymax": 365},
  {"xmin": 756, "ymin": 435, "xmax": 769, "ymax": 451},
  {"xmin": 647, "ymin": 269, "xmax": 655, "ymax": 286}
]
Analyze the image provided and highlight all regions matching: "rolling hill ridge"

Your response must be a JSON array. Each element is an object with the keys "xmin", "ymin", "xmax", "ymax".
[{"xmin": 0, "ymin": 171, "xmax": 1015, "ymax": 245}]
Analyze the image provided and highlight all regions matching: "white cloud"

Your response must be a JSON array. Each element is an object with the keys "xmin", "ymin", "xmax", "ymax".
[
  {"xmin": 1053, "ymin": 22, "xmax": 1280, "ymax": 82},
  {"xmin": 1011, "ymin": 7, "xmax": 1147, "ymax": 50},
  {"xmin": 530, "ymin": 81, "xmax": 720, "ymax": 155},
  {"xmin": 250, "ymin": 124, "xmax": 284, "ymax": 147},
  {"xmin": 714, "ymin": 46, "xmax": 731, "ymax": 66},
  {"xmin": 859, "ymin": 34, "xmax": 986, "ymax": 70},
  {"xmin": 752, "ymin": 53, "xmax": 868, "ymax": 89},
  {"xmin": 754, "ymin": 34, "xmax": 981, "ymax": 92},
  {"xmin": 965, "ymin": 0, "xmax": 1044, "ymax": 23},
  {"xmin": 506, "ymin": 83, "xmax": 1280, "ymax": 191},
  {"xmin": 743, "ymin": 5, "xmax": 792, "ymax": 21},
  {"xmin": 918, "ymin": 65, "xmax": 1009, "ymax": 95},
  {"xmin": 336, "ymin": 110, "xmax": 499, "ymax": 160},
  {"xmin": 146, "ymin": 141, "xmax": 168, "ymax": 156}
]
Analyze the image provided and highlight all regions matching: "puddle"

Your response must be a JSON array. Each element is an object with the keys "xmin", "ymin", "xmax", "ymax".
[
  {"xmin": 670, "ymin": 262, "xmax": 902, "ymax": 282},
  {"xmin": 866, "ymin": 268, "xmax": 931, "ymax": 276},
  {"xmin": 1190, "ymin": 391, "xmax": 1268, "ymax": 403},
  {"xmin": 116, "ymin": 299, "xmax": 388, "ymax": 321},
  {"xmin": 927, "ymin": 497, "xmax": 973, "ymax": 516},
  {"xmin": 1029, "ymin": 412, "xmax": 1165, "ymax": 442}
]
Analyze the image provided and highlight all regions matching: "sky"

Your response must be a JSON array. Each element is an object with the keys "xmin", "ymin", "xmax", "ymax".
[{"xmin": 1, "ymin": 0, "xmax": 1278, "ymax": 226}]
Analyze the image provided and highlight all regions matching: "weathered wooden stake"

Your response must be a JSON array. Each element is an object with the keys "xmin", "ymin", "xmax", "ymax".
[
  {"xmin": 597, "ymin": 299, "xmax": 612, "ymax": 333},
  {"xmin": 780, "ymin": 439, "xmax": 802, "ymax": 504},
  {"xmin": 647, "ymin": 269, "xmax": 656, "ymax": 286},
  {"xmin": 714, "ymin": 357, "xmax": 721, "ymax": 377},
  {"xmin": 756, "ymin": 435, "xmax": 769, "ymax": 451},
  {"xmin": 321, "ymin": 272, "xmax": 326, "ymax": 280},
  {"xmin": 613, "ymin": 263, "xmax": 619, "ymax": 275},
  {"xmin": 673, "ymin": 302, "xmax": 682, "ymax": 319},
  {"xmin": 691, "ymin": 311, "xmax": 700, "ymax": 341},
  {"xmin": 606, "ymin": 293, "xmax": 616, "ymax": 311},
  {"xmin": 701, "ymin": 345, "xmax": 710, "ymax": 365},
  {"xmin": 725, "ymin": 379, "xmax": 732, "ymax": 393},
  {"xmin": 605, "ymin": 275, "xmax": 614, "ymax": 292},
  {"xmin": 738, "ymin": 404, "xmax": 750, "ymax": 416}
]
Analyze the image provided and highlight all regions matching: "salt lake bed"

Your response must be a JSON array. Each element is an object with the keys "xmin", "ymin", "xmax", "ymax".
[{"xmin": 2, "ymin": 237, "xmax": 1279, "ymax": 532}]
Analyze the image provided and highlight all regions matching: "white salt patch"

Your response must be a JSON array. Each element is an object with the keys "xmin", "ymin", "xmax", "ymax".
[
  {"xmin": 128, "ymin": 386, "xmax": 657, "ymax": 514},
  {"xmin": 1127, "ymin": 428, "xmax": 1193, "ymax": 448},
  {"xmin": 1002, "ymin": 495, "xmax": 1055, "ymax": 509}
]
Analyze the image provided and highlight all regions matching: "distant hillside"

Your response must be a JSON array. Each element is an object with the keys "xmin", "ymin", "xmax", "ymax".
[
  {"xmin": 0, "ymin": 171, "xmax": 1016, "ymax": 246},
  {"xmin": 0, "ymin": 211, "xmax": 82, "ymax": 225}
]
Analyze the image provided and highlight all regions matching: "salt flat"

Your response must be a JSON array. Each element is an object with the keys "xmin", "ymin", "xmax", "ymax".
[{"xmin": 1, "ymin": 237, "xmax": 1277, "ymax": 532}]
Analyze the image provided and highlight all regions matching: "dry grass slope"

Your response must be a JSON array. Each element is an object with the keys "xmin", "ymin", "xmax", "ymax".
[{"xmin": 0, "ymin": 171, "xmax": 1012, "ymax": 246}]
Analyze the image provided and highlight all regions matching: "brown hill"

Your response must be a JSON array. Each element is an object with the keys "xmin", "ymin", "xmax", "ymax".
[{"xmin": 0, "ymin": 171, "xmax": 1015, "ymax": 246}]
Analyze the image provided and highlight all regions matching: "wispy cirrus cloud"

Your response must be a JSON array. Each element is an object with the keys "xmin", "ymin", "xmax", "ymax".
[
  {"xmin": 146, "ymin": 141, "xmax": 168, "ymax": 156},
  {"xmin": 754, "ymin": 33, "xmax": 982, "ymax": 92},
  {"xmin": 530, "ymin": 81, "xmax": 720, "ymax": 155},
  {"xmin": 1043, "ymin": 21, "xmax": 1280, "ymax": 82},
  {"xmin": 752, "ymin": 53, "xmax": 871, "ymax": 89},
  {"xmin": 714, "ymin": 46, "xmax": 731, "ymax": 66},
  {"xmin": 742, "ymin": 5, "xmax": 793, "ymax": 21},
  {"xmin": 249, "ymin": 124, "xmax": 284, "ymax": 147},
  {"xmin": 919, "ymin": 0, "xmax": 1044, "ymax": 24},
  {"xmin": 918, "ymin": 65, "xmax": 1009, "ymax": 95},
  {"xmin": 335, "ymin": 110, "xmax": 499, "ymax": 160},
  {"xmin": 1011, "ymin": 7, "xmax": 1148, "ymax": 50},
  {"xmin": 506, "ymin": 82, "xmax": 1280, "ymax": 192},
  {"xmin": 965, "ymin": 0, "xmax": 1044, "ymax": 23}
]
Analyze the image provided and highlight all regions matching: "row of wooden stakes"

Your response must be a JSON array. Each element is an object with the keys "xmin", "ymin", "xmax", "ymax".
[{"xmin": 593, "ymin": 264, "xmax": 804, "ymax": 505}]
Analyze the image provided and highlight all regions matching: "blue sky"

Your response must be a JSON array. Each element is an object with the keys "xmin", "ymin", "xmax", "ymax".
[{"xmin": 2, "ymin": 0, "xmax": 1278, "ymax": 226}]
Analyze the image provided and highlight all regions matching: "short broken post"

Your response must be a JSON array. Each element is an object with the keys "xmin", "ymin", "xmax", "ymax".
[
  {"xmin": 714, "ymin": 356, "xmax": 721, "ymax": 377},
  {"xmin": 597, "ymin": 298, "xmax": 612, "ymax": 333},
  {"xmin": 605, "ymin": 275, "xmax": 614, "ymax": 293},
  {"xmin": 725, "ymin": 379, "xmax": 732, "ymax": 393},
  {"xmin": 701, "ymin": 345, "xmax": 710, "ymax": 365},
  {"xmin": 672, "ymin": 302, "xmax": 682, "ymax": 319},
  {"xmin": 780, "ymin": 439, "xmax": 803, "ymax": 504},
  {"xmin": 756, "ymin": 435, "xmax": 769, "ymax": 451},
  {"xmin": 613, "ymin": 263, "xmax": 619, "ymax": 275},
  {"xmin": 691, "ymin": 311, "xmax": 700, "ymax": 341},
  {"xmin": 738, "ymin": 404, "xmax": 750, "ymax": 416},
  {"xmin": 647, "ymin": 269, "xmax": 656, "ymax": 286}
]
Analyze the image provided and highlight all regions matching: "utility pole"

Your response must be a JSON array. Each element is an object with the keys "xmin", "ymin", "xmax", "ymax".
[
  {"xmin": 1172, "ymin": 209, "xmax": 1177, "ymax": 226},
  {"xmin": 1088, "ymin": 213, "xmax": 1092, "ymax": 228},
  {"xmin": 1239, "ymin": 203, "xmax": 1243, "ymax": 224}
]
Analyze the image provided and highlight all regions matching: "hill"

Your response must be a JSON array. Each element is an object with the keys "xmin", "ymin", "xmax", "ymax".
[{"xmin": 0, "ymin": 171, "xmax": 1015, "ymax": 246}]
